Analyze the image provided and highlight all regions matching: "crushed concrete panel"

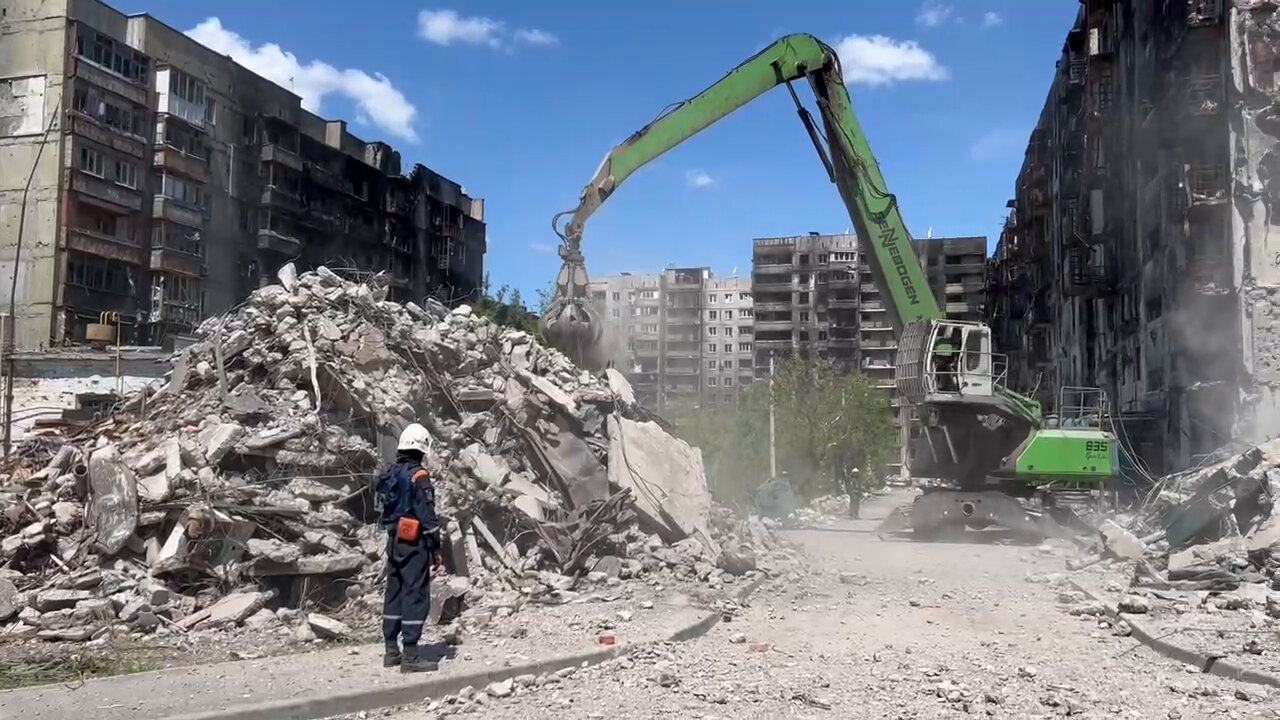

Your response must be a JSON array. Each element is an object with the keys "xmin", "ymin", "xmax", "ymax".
[
  {"xmin": 607, "ymin": 415, "xmax": 719, "ymax": 557},
  {"xmin": 86, "ymin": 445, "xmax": 139, "ymax": 556}
]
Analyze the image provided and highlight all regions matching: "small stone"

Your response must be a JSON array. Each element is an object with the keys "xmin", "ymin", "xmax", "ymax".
[
  {"xmin": 908, "ymin": 598, "xmax": 922, "ymax": 608},
  {"xmin": 616, "ymin": 610, "xmax": 633, "ymax": 622},
  {"xmin": 1234, "ymin": 688, "xmax": 1252, "ymax": 701},
  {"xmin": 486, "ymin": 678, "xmax": 514, "ymax": 698},
  {"xmin": 640, "ymin": 600, "xmax": 654, "ymax": 610},
  {"xmin": 729, "ymin": 632, "xmax": 747, "ymax": 644},
  {"xmin": 1017, "ymin": 665, "xmax": 1038, "ymax": 679},
  {"xmin": 1117, "ymin": 595, "xmax": 1150, "ymax": 614},
  {"xmin": 1068, "ymin": 601, "xmax": 1108, "ymax": 617}
]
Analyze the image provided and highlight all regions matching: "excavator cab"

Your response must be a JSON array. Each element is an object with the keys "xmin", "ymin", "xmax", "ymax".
[{"xmin": 896, "ymin": 319, "xmax": 1004, "ymax": 406}]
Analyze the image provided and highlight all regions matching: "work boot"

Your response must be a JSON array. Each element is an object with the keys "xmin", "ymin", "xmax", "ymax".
[
  {"xmin": 382, "ymin": 642, "xmax": 402, "ymax": 668},
  {"xmin": 400, "ymin": 644, "xmax": 439, "ymax": 673}
]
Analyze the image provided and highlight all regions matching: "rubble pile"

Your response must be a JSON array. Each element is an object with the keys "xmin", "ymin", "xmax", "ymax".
[
  {"xmin": 794, "ymin": 494, "xmax": 851, "ymax": 525},
  {"xmin": 1091, "ymin": 437, "xmax": 1280, "ymax": 608},
  {"xmin": 0, "ymin": 265, "xmax": 788, "ymax": 645}
]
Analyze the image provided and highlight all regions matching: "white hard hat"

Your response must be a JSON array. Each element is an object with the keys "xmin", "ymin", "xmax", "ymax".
[{"xmin": 397, "ymin": 423, "xmax": 433, "ymax": 455}]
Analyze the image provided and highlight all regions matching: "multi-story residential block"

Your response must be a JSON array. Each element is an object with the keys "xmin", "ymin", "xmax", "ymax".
[
  {"xmin": 0, "ymin": 0, "xmax": 485, "ymax": 351},
  {"xmin": 588, "ymin": 268, "xmax": 753, "ymax": 413},
  {"xmin": 986, "ymin": 1, "xmax": 1278, "ymax": 476},
  {"xmin": 750, "ymin": 232, "xmax": 986, "ymax": 474}
]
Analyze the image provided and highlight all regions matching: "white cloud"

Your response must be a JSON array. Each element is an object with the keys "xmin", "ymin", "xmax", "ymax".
[
  {"xmin": 418, "ymin": 9, "xmax": 558, "ymax": 50},
  {"xmin": 916, "ymin": 1, "xmax": 955, "ymax": 27},
  {"xmin": 970, "ymin": 129, "xmax": 1025, "ymax": 162},
  {"xmin": 528, "ymin": 242, "xmax": 556, "ymax": 254},
  {"xmin": 188, "ymin": 18, "xmax": 418, "ymax": 143},
  {"xmin": 686, "ymin": 169, "xmax": 715, "ymax": 188},
  {"xmin": 982, "ymin": 12, "xmax": 1004, "ymax": 29},
  {"xmin": 514, "ymin": 28, "xmax": 559, "ymax": 47},
  {"xmin": 833, "ymin": 35, "xmax": 949, "ymax": 87}
]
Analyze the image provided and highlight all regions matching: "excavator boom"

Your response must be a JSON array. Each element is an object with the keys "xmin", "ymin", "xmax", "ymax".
[{"xmin": 542, "ymin": 34, "xmax": 940, "ymax": 367}]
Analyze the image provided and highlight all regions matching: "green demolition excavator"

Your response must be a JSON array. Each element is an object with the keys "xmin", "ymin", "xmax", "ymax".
[{"xmin": 539, "ymin": 33, "xmax": 1119, "ymax": 537}]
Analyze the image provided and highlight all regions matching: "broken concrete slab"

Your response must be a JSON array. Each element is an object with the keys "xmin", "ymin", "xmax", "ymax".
[
  {"xmin": 1100, "ymin": 520, "xmax": 1148, "ymax": 559},
  {"xmin": 34, "ymin": 589, "xmax": 93, "ymax": 612},
  {"xmin": 533, "ymin": 416, "xmax": 608, "ymax": 508},
  {"xmin": 505, "ymin": 475, "xmax": 551, "ymax": 522},
  {"xmin": 459, "ymin": 443, "xmax": 511, "ymax": 488},
  {"xmin": 246, "ymin": 538, "xmax": 302, "ymax": 564},
  {"xmin": 605, "ymin": 368, "xmax": 635, "ymax": 406},
  {"xmin": 199, "ymin": 422, "xmax": 245, "ymax": 466},
  {"xmin": 607, "ymin": 415, "xmax": 720, "ymax": 557},
  {"xmin": 245, "ymin": 553, "xmax": 363, "ymax": 577},
  {"xmin": 517, "ymin": 369, "xmax": 578, "ymax": 416},
  {"xmin": 183, "ymin": 591, "xmax": 267, "ymax": 629},
  {"xmin": 0, "ymin": 578, "xmax": 21, "ymax": 622},
  {"xmin": 86, "ymin": 444, "xmax": 139, "ymax": 556},
  {"xmin": 306, "ymin": 613, "xmax": 352, "ymax": 639}
]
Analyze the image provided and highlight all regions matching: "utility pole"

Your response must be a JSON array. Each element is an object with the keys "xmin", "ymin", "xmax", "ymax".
[{"xmin": 768, "ymin": 352, "xmax": 777, "ymax": 478}]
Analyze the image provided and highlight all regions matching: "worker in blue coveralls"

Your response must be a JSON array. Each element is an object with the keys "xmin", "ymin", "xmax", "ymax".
[{"xmin": 376, "ymin": 423, "xmax": 441, "ymax": 672}]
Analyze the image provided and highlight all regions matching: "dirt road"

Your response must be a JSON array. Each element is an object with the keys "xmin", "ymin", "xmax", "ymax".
[{"xmin": 382, "ymin": 490, "xmax": 1277, "ymax": 719}]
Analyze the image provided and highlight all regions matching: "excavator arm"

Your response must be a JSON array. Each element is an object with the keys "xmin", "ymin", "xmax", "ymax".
[{"xmin": 541, "ymin": 33, "xmax": 941, "ymax": 367}]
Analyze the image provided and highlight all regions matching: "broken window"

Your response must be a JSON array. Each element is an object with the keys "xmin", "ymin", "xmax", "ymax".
[
  {"xmin": 75, "ymin": 24, "xmax": 149, "ymax": 84},
  {"xmin": 159, "ymin": 173, "xmax": 206, "ymax": 208},
  {"xmin": 707, "ymin": 326, "xmax": 718, "ymax": 336},
  {"xmin": 78, "ymin": 146, "xmax": 104, "ymax": 177},
  {"xmin": 66, "ymin": 251, "xmax": 134, "ymax": 295},
  {"xmin": 113, "ymin": 160, "xmax": 136, "ymax": 189}
]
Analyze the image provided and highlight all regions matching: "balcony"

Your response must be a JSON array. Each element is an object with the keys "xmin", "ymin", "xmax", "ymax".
[
  {"xmin": 65, "ymin": 227, "xmax": 143, "ymax": 265},
  {"xmin": 69, "ymin": 114, "xmax": 146, "ymax": 159},
  {"xmin": 262, "ymin": 186, "xmax": 302, "ymax": 212},
  {"xmin": 262, "ymin": 144, "xmax": 303, "ymax": 172},
  {"xmin": 150, "ymin": 247, "xmax": 204, "ymax": 277},
  {"xmin": 73, "ymin": 57, "xmax": 147, "ymax": 106},
  {"xmin": 754, "ymin": 320, "xmax": 792, "ymax": 332},
  {"xmin": 71, "ymin": 172, "xmax": 141, "ymax": 212},
  {"xmin": 152, "ymin": 196, "xmax": 205, "ymax": 228},
  {"xmin": 827, "ymin": 297, "xmax": 858, "ymax": 309},
  {"xmin": 154, "ymin": 147, "xmax": 209, "ymax": 183},
  {"xmin": 257, "ymin": 228, "xmax": 302, "ymax": 255},
  {"xmin": 752, "ymin": 301, "xmax": 790, "ymax": 312},
  {"xmin": 663, "ymin": 366, "xmax": 700, "ymax": 376},
  {"xmin": 752, "ymin": 280, "xmax": 792, "ymax": 293},
  {"xmin": 861, "ymin": 302, "xmax": 886, "ymax": 311}
]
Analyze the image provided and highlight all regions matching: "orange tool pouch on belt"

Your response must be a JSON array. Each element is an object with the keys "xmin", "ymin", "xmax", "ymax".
[{"xmin": 395, "ymin": 516, "xmax": 421, "ymax": 542}]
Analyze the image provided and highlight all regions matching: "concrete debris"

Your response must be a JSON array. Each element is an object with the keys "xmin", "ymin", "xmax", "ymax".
[
  {"xmin": 306, "ymin": 612, "xmax": 352, "ymax": 639},
  {"xmin": 0, "ymin": 265, "xmax": 786, "ymax": 645},
  {"xmin": 1099, "ymin": 520, "xmax": 1148, "ymax": 559}
]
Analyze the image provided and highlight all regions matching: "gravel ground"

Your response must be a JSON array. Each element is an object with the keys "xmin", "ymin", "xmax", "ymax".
[
  {"xmin": 1071, "ymin": 560, "xmax": 1280, "ymax": 679},
  {"xmin": 377, "ymin": 491, "xmax": 1279, "ymax": 720}
]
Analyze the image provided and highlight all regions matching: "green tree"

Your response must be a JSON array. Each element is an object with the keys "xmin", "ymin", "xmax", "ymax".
[
  {"xmin": 672, "ymin": 355, "xmax": 897, "ymax": 508},
  {"xmin": 473, "ymin": 273, "xmax": 543, "ymax": 338}
]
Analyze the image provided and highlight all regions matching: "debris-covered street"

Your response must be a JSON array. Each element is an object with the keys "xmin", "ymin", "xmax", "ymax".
[{"xmin": 362, "ymin": 492, "xmax": 1277, "ymax": 720}]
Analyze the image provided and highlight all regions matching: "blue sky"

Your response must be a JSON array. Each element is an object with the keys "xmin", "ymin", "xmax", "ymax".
[{"xmin": 124, "ymin": 0, "xmax": 1079, "ymax": 300}]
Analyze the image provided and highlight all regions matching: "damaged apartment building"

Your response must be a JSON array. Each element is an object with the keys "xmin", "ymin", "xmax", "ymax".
[
  {"xmin": 0, "ymin": 0, "xmax": 485, "ymax": 351},
  {"xmin": 987, "ymin": 0, "xmax": 1279, "ymax": 476},
  {"xmin": 588, "ymin": 269, "xmax": 755, "ymax": 413},
  {"xmin": 752, "ymin": 233, "xmax": 986, "ymax": 475}
]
